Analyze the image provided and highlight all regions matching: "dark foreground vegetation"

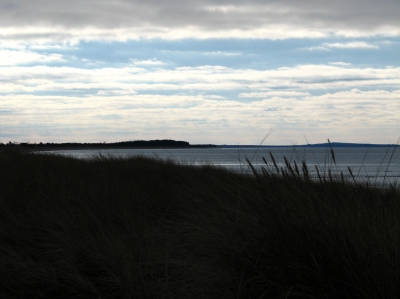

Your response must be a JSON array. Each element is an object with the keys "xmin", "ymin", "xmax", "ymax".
[{"xmin": 0, "ymin": 150, "xmax": 399, "ymax": 298}]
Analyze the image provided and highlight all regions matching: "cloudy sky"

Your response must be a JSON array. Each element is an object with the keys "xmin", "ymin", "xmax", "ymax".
[{"xmin": 1, "ymin": 0, "xmax": 399, "ymax": 145}]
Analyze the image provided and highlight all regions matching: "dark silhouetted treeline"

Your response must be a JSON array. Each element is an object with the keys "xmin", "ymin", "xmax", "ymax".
[{"xmin": 0, "ymin": 139, "xmax": 217, "ymax": 149}]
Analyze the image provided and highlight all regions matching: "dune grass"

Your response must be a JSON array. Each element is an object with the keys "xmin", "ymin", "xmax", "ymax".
[{"xmin": 0, "ymin": 149, "xmax": 399, "ymax": 298}]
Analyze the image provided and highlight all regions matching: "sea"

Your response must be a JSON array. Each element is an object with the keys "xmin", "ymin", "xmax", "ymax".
[{"xmin": 51, "ymin": 147, "xmax": 400, "ymax": 187}]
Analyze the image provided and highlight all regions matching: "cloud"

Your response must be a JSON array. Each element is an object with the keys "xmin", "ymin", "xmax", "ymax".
[
  {"xmin": 1, "ymin": 89, "xmax": 399, "ymax": 144},
  {"xmin": 29, "ymin": 43, "xmax": 77, "ymax": 50},
  {"xmin": 303, "ymin": 41, "xmax": 379, "ymax": 51},
  {"xmin": 129, "ymin": 59, "xmax": 166, "ymax": 66},
  {"xmin": 1, "ymin": 64, "xmax": 399, "ymax": 97},
  {"xmin": 379, "ymin": 40, "xmax": 397, "ymax": 45},
  {"xmin": 323, "ymin": 42, "xmax": 379, "ymax": 49},
  {"xmin": 0, "ymin": 1, "xmax": 399, "ymax": 41},
  {"xmin": 201, "ymin": 51, "xmax": 241, "ymax": 56},
  {"xmin": 329, "ymin": 62, "xmax": 352, "ymax": 66},
  {"xmin": 1, "ymin": 59, "xmax": 399, "ymax": 144},
  {"xmin": 239, "ymin": 91, "xmax": 311, "ymax": 98},
  {"xmin": 303, "ymin": 46, "xmax": 331, "ymax": 51},
  {"xmin": 0, "ymin": 49, "xmax": 64, "ymax": 66}
]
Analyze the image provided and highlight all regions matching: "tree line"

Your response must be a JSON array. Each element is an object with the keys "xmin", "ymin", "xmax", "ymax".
[{"xmin": 0, "ymin": 140, "xmax": 216, "ymax": 148}]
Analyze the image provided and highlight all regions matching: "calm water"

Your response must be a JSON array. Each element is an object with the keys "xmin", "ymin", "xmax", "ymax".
[{"xmin": 52, "ymin": 147, "xmax": 400, "ymax": 186}]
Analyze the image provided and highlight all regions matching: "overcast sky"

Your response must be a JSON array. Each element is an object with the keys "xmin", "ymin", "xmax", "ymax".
[{"xmin": 1, "ymin": 0, "xmax": 399, "ymax": 145}]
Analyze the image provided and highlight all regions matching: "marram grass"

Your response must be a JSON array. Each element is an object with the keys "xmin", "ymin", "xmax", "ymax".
[{"xmin": 0, "ymin": 150, "xmax": 398, "ymax": 298}]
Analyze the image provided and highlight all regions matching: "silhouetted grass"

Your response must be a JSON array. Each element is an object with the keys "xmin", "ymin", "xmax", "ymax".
[{"xmin": 0, "ymin": 150, "xmax": 398, "ymax": 298}]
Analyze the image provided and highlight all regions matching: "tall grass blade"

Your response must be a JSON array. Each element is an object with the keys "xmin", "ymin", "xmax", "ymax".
[
  {"xmin": 246, "ymin": 157, "xmax": 258, "ymax": 178},
  {"xmin": 356, "ymin": 148, "xmax": 369, "ymax": 179},
  {"xmin": 348, "ymin": 166, "xmax": 356, "ymax": 184},
  {"xmin": 327, "ymin": 138, "xmax": 336, "ymax": 165},
  {"xmin": 269, "ymin": 151, "xmax": 280, "ymax": 174},
  {"xmin": 262, "ymin": 157, "xmax": 268, "ymax": 166},
  {"xmin": 294, "ymin": 160, "xmax": 300, "ymax": 178},
  {"xmin": 302, "ymin": 161, "xmax": 310, "ymax": 182},
  {"xmin": 315, "ymin": 165, "xmax": 323, "ymax": 184},
  {"xmin": 250, "ymin": 128, "xmax": 274, "ymax": 163},
  {"xmin": 281, "ymin": 167, "xmax": 287, "ymax": 180},
  {"xmin": 284, "ymin": 156, "xmax": 296, "ymax": 178},
  {"xmin": 261, "ymin": 166, "xmax": 269, "ymax": 178},
  {"xmin": 383, "ymin": 137, "xmax": 400, "ymax": 185}
]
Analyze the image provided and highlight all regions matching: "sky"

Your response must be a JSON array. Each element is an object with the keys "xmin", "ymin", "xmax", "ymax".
[{"xmin": 0, "ymin": 0, "xmax": 399, "ymax": 145}]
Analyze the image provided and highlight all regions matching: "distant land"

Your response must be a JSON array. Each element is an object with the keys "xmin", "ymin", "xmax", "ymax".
[
  {"xmin": 0, "ymin": 140, "xmax": 398, "ymax": 150},
  {"xmin": 218, "ymin": 142, "xmax": 399, "ymax": 148},
  {"xmin": 0, "ymin": 139, "xmax": 217, "ymax": 149}
]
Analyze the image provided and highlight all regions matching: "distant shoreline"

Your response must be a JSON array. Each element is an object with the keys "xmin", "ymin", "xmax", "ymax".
[
  {"xmin": 0, "ymin": 139, "xmax": 218, "ymax": 151},
  {"xmin": 0, "ymin": 146, "xmax": 218, "ymax": 153},
  {"xmin": 1, "ymin": 140, "xmax": 398, "ymax": 152},
  {"xmin": 218, "ymin": 142, "xmax": 399, "ymax": 148}
]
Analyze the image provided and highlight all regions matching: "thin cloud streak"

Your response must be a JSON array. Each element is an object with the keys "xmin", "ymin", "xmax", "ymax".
[
  {"xmin": 323, "ymin": 42, "xmax": 379, "ymax": 49},
  {"xmin": 302, "ymin": 41, "xmax": 380, "ymax": 51}
]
